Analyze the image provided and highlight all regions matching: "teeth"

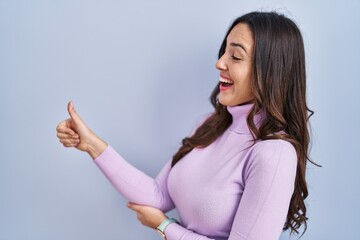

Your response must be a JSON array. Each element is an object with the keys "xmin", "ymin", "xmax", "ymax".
[{"xmin": 219, "ymin": 76, "xmax": 234, "ymax": 84}]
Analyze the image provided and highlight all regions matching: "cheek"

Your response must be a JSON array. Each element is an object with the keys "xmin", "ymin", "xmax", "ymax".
[
  {"xmin": 233, "ymin": 71, "xmax": 254, "ymax": 97},
  {"xmin": 233, "ymin": 69, "xmax": 252, "ymax": 89}
]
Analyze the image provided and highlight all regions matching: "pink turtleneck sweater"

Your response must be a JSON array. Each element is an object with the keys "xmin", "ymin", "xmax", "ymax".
[{"xmin": 94, "ymin": 103, "xmax": 297, "ymax": 240}]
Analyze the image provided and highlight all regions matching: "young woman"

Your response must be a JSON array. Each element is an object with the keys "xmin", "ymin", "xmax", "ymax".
[{"xmin": 56, "ymin": 11, "xmax": 314, "ymax": 240}]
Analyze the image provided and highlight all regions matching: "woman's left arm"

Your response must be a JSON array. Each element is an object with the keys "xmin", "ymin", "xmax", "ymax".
[
  {"xmin": 129, "ymin": 140, "xmax": 297, "ymax": 240},
  {"xmin": 128, "ymin": 203, "xmax": 217, "ymax": 239},
  {"xmin": 227, "ymin": 140, "xmax": 298, "ymax": 240}
]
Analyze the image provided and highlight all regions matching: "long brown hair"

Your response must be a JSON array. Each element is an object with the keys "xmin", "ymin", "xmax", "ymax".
[{"xmin": 171, "ymin": 12, "xmax": 319, "ymax": 236}]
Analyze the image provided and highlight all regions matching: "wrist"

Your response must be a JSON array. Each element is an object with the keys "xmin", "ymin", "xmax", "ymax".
[
  {"xmin": 155, "ymin": 215, "xmax": 168, "ymax": 229},
  {"xmin": 156, "ymin": 218, "xmax": 178, "ymax": 240},
  {"xmin": 86, "ymin": 132, "xmax": 108, "ymax": 159}
]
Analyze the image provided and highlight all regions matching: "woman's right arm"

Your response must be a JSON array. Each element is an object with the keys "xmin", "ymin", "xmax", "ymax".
[
  {"xmin": 56, "ymin": 101, "xmax": 175, "ymax": 212},
  {"xmin": 94, "ymin": 145, "xmax": 175, "ymax": 212}
]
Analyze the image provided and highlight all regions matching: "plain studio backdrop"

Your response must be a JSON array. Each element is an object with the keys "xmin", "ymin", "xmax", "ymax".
[{"xmin": 0, "ymin": 0, "xmax": 359, "ymax": 239}]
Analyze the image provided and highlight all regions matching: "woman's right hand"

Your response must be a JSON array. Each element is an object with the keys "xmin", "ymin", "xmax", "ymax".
[{"xmin": 56, "ymin": 101, "xmax": 108, "ymax": 159}]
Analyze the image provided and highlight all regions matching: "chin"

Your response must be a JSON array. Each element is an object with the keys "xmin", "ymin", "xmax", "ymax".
[
  {"xmin": 219, "ymin": 99, "xmax": 236, "ymax": 107},
  {"xmin": 219, "ymin": 97, "xmax": 249, "ymax": 107},
  {"xmin": 218, "ymin": 97, "xmax": 229, "ymax": 106}
]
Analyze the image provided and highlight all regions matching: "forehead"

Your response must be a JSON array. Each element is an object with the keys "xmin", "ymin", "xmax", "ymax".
[{"xmin": 227, "ymin": 23, "xmax": 254, "ymax": 52}]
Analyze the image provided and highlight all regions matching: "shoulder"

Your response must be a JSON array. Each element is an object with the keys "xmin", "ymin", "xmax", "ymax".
[
  {"xmin": 244, "ymin": 139, "xmax": 297, "ymax": 177},
  {"xmin": 251, "ymin": 139, "xmax": 297, "ymax": 158}
]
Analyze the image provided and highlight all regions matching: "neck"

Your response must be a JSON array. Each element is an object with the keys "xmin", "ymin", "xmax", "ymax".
[{"xmin": 226, "ymin": 103, "xmax": 265, "ymax": 135}]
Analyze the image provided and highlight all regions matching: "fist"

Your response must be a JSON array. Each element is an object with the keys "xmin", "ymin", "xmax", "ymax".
[{"xmin": 56, "ymin": 101, "xmax": 94, "ymax": 152}]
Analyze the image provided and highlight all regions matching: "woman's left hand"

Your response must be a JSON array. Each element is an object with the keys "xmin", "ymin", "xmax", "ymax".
[{"xmin": 127, "ymin": 202, "xmax": 168, "ymax": 229}]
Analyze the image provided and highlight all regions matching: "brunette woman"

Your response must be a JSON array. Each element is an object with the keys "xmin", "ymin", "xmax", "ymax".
[{"xmin": 56, "ymin": 11, "xmax": 314, "ymax": 240}]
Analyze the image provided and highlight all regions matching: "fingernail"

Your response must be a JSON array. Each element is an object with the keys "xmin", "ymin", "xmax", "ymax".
[{"xmin": 69, "ymin": 101, "xmax": 74, "ymax": 110}]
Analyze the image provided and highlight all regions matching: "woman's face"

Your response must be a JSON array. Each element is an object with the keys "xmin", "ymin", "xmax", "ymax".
[{"xmin": 216, "ymin": 23, "xmax": 255, "ymax": 106}]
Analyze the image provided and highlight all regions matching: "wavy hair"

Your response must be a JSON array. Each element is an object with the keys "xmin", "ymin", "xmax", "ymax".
[{"xmin": 171, "ymin": 12, "xmax": 319, "ymax": 236}]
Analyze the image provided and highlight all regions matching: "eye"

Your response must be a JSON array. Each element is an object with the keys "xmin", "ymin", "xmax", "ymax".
[{"xmin": 231, "ymin": 55, "xmax": 242, "ymax": 61}]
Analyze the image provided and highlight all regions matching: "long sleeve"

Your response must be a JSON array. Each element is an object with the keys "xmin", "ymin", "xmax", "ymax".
[
  {"xmin": 94, "ymin": 145, "xmax": 175, "ymax": 212},
  {"xmin": 163, "ymin": 140, "xmax": 297, "ymax": 240}
]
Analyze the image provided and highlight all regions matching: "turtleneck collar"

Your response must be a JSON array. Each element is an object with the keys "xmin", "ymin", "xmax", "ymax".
[{"xmin": 226, "ymin": 103, "xmax": 265, "ymax": 135}]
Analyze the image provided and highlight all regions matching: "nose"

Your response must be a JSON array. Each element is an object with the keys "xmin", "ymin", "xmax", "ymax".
[{"xmin": 216, "ymin": 55, "xmax": 227, "ymax": 71}]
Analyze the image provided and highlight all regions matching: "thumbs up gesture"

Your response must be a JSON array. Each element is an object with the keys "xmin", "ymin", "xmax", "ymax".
[{"xmin": 56, "ymin": 101, "xmax": 108, "ymax": 159}]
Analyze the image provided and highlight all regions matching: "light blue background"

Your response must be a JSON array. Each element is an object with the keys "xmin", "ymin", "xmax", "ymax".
[{"xmin": 1, "ymin": 0, "xmax": 359, "ymax": 239}]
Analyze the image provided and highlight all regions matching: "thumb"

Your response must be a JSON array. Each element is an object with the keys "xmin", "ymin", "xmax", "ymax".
[
  {"xmin": 67, "ymin": 101, "xmax": 81, "ymax": 122},
  {"xmin": 127, "ymin": 202, "xmax": 141, "ymax": 212}
]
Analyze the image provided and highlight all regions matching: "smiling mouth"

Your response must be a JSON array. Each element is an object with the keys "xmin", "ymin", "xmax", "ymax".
[{"xmin": 219, "ymin": 76, "xmax": 234, "ymax": 87}]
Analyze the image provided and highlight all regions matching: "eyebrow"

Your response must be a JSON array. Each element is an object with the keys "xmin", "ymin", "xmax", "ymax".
[{"xmin": 229, "ymin": 42, "xmax": 248, "ymax": 54}]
